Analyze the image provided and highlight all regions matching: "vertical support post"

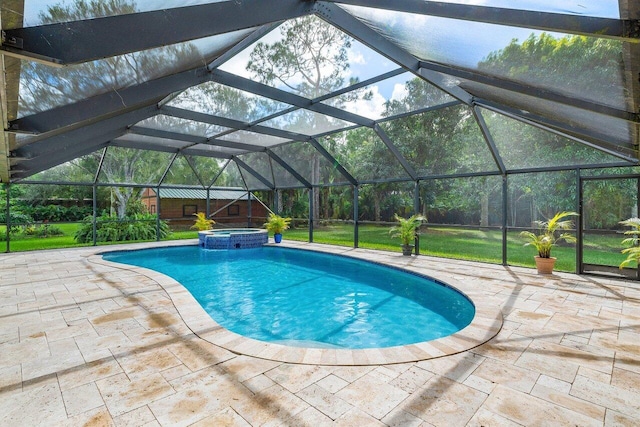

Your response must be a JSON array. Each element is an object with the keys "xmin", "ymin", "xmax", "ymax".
[
  {"xmin": 5, "ymin": 184, "xmax": 10, "ymax": 253},
  {"xmin": 308, "ymin": 188, "xmax": 314, "ymax": 243},
  {"xmin": 247, "ymin": 191, "xmax": 252, "ymax": 228},
  {"xmin": 577, "ymin": 170, "xmax": 583, "ymax": 275},
  {"xmin": 636, "ymin": 177, "xmax": 640, "ymax": 280},
  {"xmin": 353, "ymin": 185, "xmax": 359, "ymax": 248},
  {"xmin": 156, "ymin": 187, "xmax": 161, "ymax": 241},
  {"xmin": 274, "ymin": 189, "xmax": 279, "ymax": 214},
  {"xmin": 206, "ymin": 188, "xmax": 211, "ymax": 223},
  {"xmin": 502, "ymin": 175, "xmax": 508, "ymax": 266},
  {"xmin": 92, "ymin": 185, "xmax": 97, "ymax": 246},
  {"xmin": 414, "ymin": 180, "xmax": 420, "ymax": 255}
]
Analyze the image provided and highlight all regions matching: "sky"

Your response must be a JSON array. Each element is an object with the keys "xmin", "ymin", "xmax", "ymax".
[
  {"xmin": 21, "ymin": 0, "xmax": 621, "ymax": 27},
  {"xmin": 429, "ymin": 0, "xmax": 619, "ymax": 18},
  {"xmin": 18, "ymin": 0, "xmax": 623, "ymax": 120}
]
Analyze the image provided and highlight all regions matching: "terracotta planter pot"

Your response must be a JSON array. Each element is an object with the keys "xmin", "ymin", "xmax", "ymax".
[{"xmin": 534, "ymin": 256, "xmax": 556, "ymax": 274}]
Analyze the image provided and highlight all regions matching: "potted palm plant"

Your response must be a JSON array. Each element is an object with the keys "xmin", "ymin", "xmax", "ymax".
[
  {"xmin": 619, "ymin": 217, "xmax": 640, "ymax": 269},
  {"xmin": 264, "ymin": 213, "xmax": 291, "ymax": 243},
  {"xmin": 520, "ymin": 211, "xmax": 578, "ymax": 274},
  {"xmin": 389, "ymin": 214, "xmax": 427, "ymax": 256},
  {"xmin": 191, "ymin": 212, "xmax": 215, "ymax": 231}
]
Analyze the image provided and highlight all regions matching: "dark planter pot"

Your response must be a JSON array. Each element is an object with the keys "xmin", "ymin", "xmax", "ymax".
[
  {"xmin": 274, "ymin": 233, "xmax": 283, "ymax": 243},
  {"xmin": 401, "ymin": 244, "xmax": 414, "ymax": 256}
]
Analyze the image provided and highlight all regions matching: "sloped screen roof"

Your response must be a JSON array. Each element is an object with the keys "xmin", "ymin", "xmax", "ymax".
[{"xmin": 1, "ymin": 0, "xmax": 639, "ymax": 189}]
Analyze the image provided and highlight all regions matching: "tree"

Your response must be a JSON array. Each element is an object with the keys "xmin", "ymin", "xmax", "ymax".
[
  {"xmin": 21, "ymin": 0, "xmax": 202, "ymax": 218},
  {"xmin": 479, "ymin": 33, "xmax": 622, "ymax": 105},
  {"xmin": 479, "ymin": 33, "xmax": 626, "ymax": 226},
  {"xmin": 381, "ymin": 81, "xmax": 496, "ymax": 224},
  {"xmin": 245, "ymin": 16, "xmax": 356, "ymax": 221},
  {"xmin": 21, "ymin": 0, "xmax": 200, "ymax": 116},
  {"xmin": 19, "ymin": 155, "xmax": 97, "ymax": 205},
  {"xmin": 0, "ymin": 185, "xmax": 33, "ymax": 231},
  {"xmin": 97, "ymin": 147, "xmax": 173, "ymax": 218}
]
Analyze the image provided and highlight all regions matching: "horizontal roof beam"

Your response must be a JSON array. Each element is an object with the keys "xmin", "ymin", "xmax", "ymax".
[
  {"xmin": 12, "ymin": 106, "xmax": 158, "ymax": 160},
  {"xmin": 130, "ymin": 125, "xmax": 263, "ymax": 152},
  {"xmin": 1, "ymin": 0, "xmax": 314, "ymax": 65},
  {"xmin": 210, "ymin": 69, "xmax": 375, "ymax": 127},
  {"xmin": 10, "ymin": 68, "xmax": 208, "ymax": 135},
  {"xmin": 11, "ymin": 138, "xmax": 111, "ymax": 181},
  {"xmin": 419, "ymin": 61, "xmax": 640, "ymax": 123},
  {"xmin": 129, "ymin": 126, "xmax": 207, "ymax": 145},
  {"xmin": 180, "ymin": 148, "xmax": 233, "ymax": 160},
  {"xmin": 475, "ymin": 99, "xmax": 639, "ymax": 162},
  {"xmin": 160, "ymin": 106, "xmax": 310, "ymax": 142},
  {"xmin": 110, "ymin": 138, "xmax": 180, "ymax": 154},
  {"xmin": 321, "ymin": 0, "xmax": 640, "ymax": 42}
]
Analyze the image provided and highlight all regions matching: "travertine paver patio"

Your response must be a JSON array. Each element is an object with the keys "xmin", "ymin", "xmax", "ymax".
[{"xmin": 1, "ymin": 240, "xmax": 639, "ymax": 426}]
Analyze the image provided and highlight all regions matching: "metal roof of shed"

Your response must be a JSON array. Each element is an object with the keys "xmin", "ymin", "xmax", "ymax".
[{"xmin": 154, "ymin": 188, "xmax": 253, "ymax": 200}]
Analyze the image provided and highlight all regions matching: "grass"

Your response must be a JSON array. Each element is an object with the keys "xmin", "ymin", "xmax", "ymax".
[
  {"xmin": 0, "ymin": 223, "xmax": 200, "ymax": 252},
  {"xmin": 2, "ymin": 222, "xmax": 631, "ymax": 273},
  {"xmin": 285, "ymin": 224, "xmax": 630, "ymax": 273}
]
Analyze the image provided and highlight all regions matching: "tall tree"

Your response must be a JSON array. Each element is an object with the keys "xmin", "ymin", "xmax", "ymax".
[
  {"xmin": 479, "ymin": 33, "xmax": 627, "ymax": 226},
  {"xmin": 245, "ymin": 16, "xmax": 355, "ymax": 221},
  {"xmin": 381, "ymin": 80, "xmax": 496, "ymax": 224},
  {"xmin": 19, "ymin": 0, "xmax": 206, "ymax": 218},
  {"xmin": 479, "ymin": 33, "xmax": 623, "ymax": 105}
]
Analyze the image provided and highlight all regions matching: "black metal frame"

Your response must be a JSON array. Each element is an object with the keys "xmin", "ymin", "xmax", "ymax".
[
  {"xmin": 578, "ymin": 173, "xmax": 640, "ymax": 279},
  {"xmin": 3, "ymin": 0, "xmax": 640, "ymax": 274}
]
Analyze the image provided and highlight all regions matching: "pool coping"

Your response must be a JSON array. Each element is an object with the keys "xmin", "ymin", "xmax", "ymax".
[{"xmin": 89, "ymin": 241, "xmax": 503, "ymax": 366}]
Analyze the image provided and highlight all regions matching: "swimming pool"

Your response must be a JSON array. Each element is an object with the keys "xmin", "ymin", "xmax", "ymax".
[{"xmin": 103, "ymin": 246, "xmax": 475, "ymax": 349}]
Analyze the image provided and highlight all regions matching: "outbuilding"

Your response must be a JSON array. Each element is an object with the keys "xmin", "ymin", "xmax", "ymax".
[{"xmin": 141, "ymin": 188, "xmax": 268, "ymax": 229}]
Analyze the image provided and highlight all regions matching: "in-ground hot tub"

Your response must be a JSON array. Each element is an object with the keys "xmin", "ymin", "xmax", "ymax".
[{"xmin": 198, "ymin": 228, "xmax": 268, "ymax": 249}]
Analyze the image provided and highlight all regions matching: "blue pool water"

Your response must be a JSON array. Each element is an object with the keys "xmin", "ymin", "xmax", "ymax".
[{"xmin": 103, "ymin": 246, "xmax": 475, "ymax": 349}]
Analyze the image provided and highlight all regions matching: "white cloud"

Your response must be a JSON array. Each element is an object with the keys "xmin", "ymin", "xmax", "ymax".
[
  {"xmin": 390, "ymin": 83, "xmax": 408, "ymax": 102},
  {"xmin": 340, "ymin": 86, "xmax": 387, "ymax": 120},
  {"xmin": 347, "ymin": 51, "xmax": 366, "ymax": 66}
]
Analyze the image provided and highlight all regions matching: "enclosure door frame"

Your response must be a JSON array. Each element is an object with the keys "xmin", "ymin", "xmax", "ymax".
[{"xmin": 578, "ymin": 174, "xmax": 640, "ymax": 279}]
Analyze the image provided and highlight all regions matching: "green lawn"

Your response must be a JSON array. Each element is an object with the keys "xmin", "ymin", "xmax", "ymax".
[
  {"xmin": 286, "ymin": 224, "xmax": 629, "ymax": 272},
  {"xmin": 2, "ymin": 222, "xmax": 630, "ymax": 273},
  {"xmin": 0, "ymin": 223, "xmax": 200, "ymax": 252}
]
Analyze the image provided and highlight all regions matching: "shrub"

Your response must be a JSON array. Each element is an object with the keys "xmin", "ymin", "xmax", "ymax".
[
  {"xmin": 22, "ymin": 224, "xmax": 38, "ymax": 235},
  {"xmin": 74, "ymin": 213, "xmax": 170, "ymax": 243},
  {"xmin": 0, "ymin": 211, "xmax": 34, "ymax": 233},
  {"xmin": 35, "ymin": 224, "xmax": 64, "ymax": 238},
  {"xmin": 125, "ymin": 199, "xmax": 147, "ymax": 217},
  {"xmin": 22, "ymin": 204, "xmax": 92, "ymax": 222},
  {"xmin": 619, "ymin": 217, "xmax": 640, "ymax": 268}
]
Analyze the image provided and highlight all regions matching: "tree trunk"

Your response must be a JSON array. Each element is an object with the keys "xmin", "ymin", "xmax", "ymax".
[
  {"xmin": 480, "ymin": 190, "xmax": 489, "ymax": 227},
  {"xmin": 113, "ymin": 189, "xmax": 128, "ymax": 219},
  {"xmin": 374, "ymin": 194, "xmax": 381, "ymax": 222},
  {"xmin": 312, "ymin": 154, "xmax": 320, "ymax": 222},
  {"xmin": 112, "ymin": 187, "xmax": 140, "ymax": 219},
  {"xmin": 277, "ymin": 190, "xmax": 283, "ymax": 214},
  {"xmin": 323, "ymin": 187, "xmax": 331, "ymax": 219},
  {"xmin": 284, "ymin": 190, "xmax": 293, "ymax": 213}
]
